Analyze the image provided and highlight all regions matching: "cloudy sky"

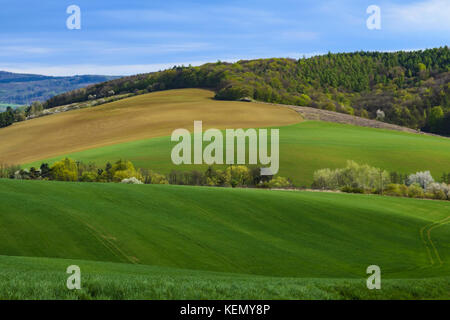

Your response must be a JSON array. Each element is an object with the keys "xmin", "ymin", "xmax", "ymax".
[{"xmin": 0, "ymin": 0, "xmax": 448, "ymax": 76}]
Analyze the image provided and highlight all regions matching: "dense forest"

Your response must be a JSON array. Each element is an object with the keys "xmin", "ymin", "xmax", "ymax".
[{"xmin": 2, "ymin": 48, "xmax": 449, "ymax": 135}]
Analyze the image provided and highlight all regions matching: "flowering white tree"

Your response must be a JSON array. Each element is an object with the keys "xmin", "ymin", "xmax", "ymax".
[
  {"xmin": 376, "ymin": 109, "xmax": 385, "ymax": 121},
  {"xmin": 426, "ymin": 182, "xmax": 449, "ymax": 200},
  {"xmin": 121, "ymin": 177, "xmax": 143, "ymax": 184},
  {"xmin": 407, "ymin": 171, "xmax": 434, "ymax": 189}
]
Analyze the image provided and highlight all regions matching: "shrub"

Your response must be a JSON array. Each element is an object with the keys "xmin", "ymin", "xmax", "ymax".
[
  {"xmin": 121, "ymin": 177, "xmax": 144, "ymax": 184},
  {"xmin": 311, "ymin": 161, "xmax": 390, "ymax": 192},
  {"xmin": 341, "ymin": 186, "xmax": 364, "ymax": 193},
  {"xmin": 385, "ymin": 183, "xmax": 408, "ymax": 197},
  {"xmin": 51, "ymin": 158, "xmax": 78, "ymax": 181},
  {"xmin": 312, "ymin": 168, "xmax": 338, "ymax": 189},
  {"xmin": 79, "ymin": 171, "xmax": 97, "ymax": 182},
  {"xmin": 407, "ymin": 183, "xmax": 424, "ymax": 198},
  {"xmin": 110, "ymin": 160, "xmax": 142, "ymax": 182},
  {"xmin": 426, "ymin": 182, "xmax": 449, "ymax": 200},
  {"xmin": 0, "ymin": 163, "xmax": 21, "ymax": 179},
  {"xmin": 226, "ymin": 166, "xmax": 252, "ymax": 187},
  {"xmin": 295, "ymin": 94, "xmax": 311, "ymax": 106},
  {"xmin": 268, "ymin": 176, "xmax": 291, "ymax": 188},
  {"xmin": 147, "ymin": 171, "xmax": 169, "ymax": 184},
  {"xmin": 322, "ymin": 101, "xmax": 336, "ymax": 111},
  {"xmin": 376, "ymin": 109, "xmax": 385, "ymax": 121}
]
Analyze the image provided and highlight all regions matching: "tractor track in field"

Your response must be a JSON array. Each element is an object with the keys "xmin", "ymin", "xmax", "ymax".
[
  {"xmin": 420, "ymin": 216, "xmax": 450, "ymax": 267},
  {"xmin": 66, "ymin": 213, "xmax": 139, "ymax": 264}
]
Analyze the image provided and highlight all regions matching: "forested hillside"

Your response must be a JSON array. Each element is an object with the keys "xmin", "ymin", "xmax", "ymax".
[
  {"xmin": 4, "ymin": 48, "xmax": 450, "ymax": 135},
  {"xmin": 0, "ymin": 71, "xmax": 117, "ymax": 105}
]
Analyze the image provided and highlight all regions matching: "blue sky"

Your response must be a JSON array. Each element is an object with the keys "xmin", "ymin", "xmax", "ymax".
[{"xmin": 0, "ymin": 0, "xmax": 448, "ymax": 76}]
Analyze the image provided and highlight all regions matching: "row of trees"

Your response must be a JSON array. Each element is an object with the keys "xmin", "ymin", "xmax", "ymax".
[
  {"xmin": 166, "ymin": 166, "xmax": 290, "ymax": 188},
  {"xmin": 312, "ymin": 161, "xmax": 450, "ymax": 201},
  {"xmin": 3, "ymin": 159, "xmax": 448, "ymax": 199},
  {"xmin": 4, "ymin": 158, "xmax": 292, "ymax": 189},
  {"xmin": 389, "ymin": 170, "xmax": 450, "ymax": 185}
]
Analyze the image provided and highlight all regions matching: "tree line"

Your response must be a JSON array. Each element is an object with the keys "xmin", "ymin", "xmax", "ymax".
[
  {"xmin": 0, "ymin": 158, "xmax": 292, "ymax": 189},
  {"xmin": 312, "ymin": 161, "xmax": 450, "ymax": 201},
  {"xmin": 2, "ymin": 159, "xmax": 449, "ymax": 200}
]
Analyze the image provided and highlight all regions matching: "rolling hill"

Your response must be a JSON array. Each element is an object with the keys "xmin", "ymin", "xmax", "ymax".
[
  {"xmin": 1, "ymin": 86, "xmax": 449, "ymax": 300},
  {"xmin": 0, "ymin": 89, "xmax": 301, "ymax": 165},
  {"xmin": 0, "ymin": 179, "xmax": 448, "ymax": 299},
  {"xmin": 41, "ymin": 48, "xmax": 450, "ymax": 136},
  {"xmin": 3, "ymin": 89, "xmax": 446, "ymax": 186}
]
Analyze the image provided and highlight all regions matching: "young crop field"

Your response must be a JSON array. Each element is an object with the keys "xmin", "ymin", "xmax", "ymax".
[
  {"xmin": 26, "ymin": 121, "xmax": 450, "ymax": 186},
  {"xmin": 0, "ymin": 179, "xmax": 448, "ymax": 299}
]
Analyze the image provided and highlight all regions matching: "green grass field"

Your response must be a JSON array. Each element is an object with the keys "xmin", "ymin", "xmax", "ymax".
[
  {"xmin": 1, "ymin": 255, "xmax": 448, "ymax": 300},
  {"xmin": 27, "ymin": 121, "xmax": 450, "ymax": 186},
  {"xmin": 0, "ymin": 179, "xmax": 448, "ymax": 299}
]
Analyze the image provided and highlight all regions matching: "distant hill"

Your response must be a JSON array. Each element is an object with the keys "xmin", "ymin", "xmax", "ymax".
[
  {"xmin": 42, "ymin": 47, "xmax": 450, "ymax": 136},
  {"xmin": 0, "ymin": 71, "xmax": 119, "ymax": 105}
]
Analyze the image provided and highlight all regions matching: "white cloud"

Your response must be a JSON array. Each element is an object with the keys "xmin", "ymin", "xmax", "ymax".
[
  {"xmin": 386, "ymin": 0, "xmax": 450, "ymax": 31},
  {"xmin": 98, "ymin": 9, "xmax": 193, "ymax": 23},
  {"xmin": 98, "ymin": 43, "xmax": 212, "ymax": 55},
  {"xmin": 0, "ymin": 61, "xmax": 210, "ymax": 76},
  {"xmin": 279, "ymin": 31, "xmax": 319, "ymax": 41},
  {"xmin": 0, "ymin": 51, "xmax": 328, "ymax": 76},
  {"xmin": 0, "ymin": 46, "xmax": 55, "ymax": 55},
  {"xmin": 99, "ymin": 6, "xmax": 297, "ymax": 27}
]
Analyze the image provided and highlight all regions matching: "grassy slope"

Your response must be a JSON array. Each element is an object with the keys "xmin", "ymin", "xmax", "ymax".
[
  {"xmin": 1, "ymin": 255, "xmax": 448, "ymax": 300},
  {"xmin": 0, "ymin": 89, "xmax": 300, "ymax": 164},
  {"xmin": 27, "ymin": 121, "xmax": 450, "ymax": 186},
  {"xmin": 0, "ymin": 179, "xmax": 448, "ymax": 281}
]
